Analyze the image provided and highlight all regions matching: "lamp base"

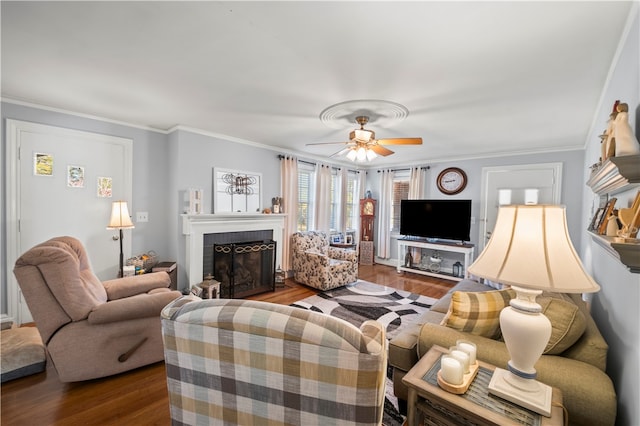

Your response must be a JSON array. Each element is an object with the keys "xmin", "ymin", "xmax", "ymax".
[{"xmin": 488, "ymin": 367, "xmax": 552, "ymax": 417}]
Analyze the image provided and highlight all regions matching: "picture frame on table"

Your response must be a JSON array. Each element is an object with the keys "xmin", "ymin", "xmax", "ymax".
[
  {"xmin": 331, "ymin": 234, "xmax": 342, "ymax": 244},
  {"xmin": 588, "ymin": 207, "xmax": 606, "ymax": 232},
  {"xmin": 597, "ymin": 198, "xmax": 617, "ymax": 235},
  {"xmin": 345, "ymin": 235, "xmax": 353, "ymax": 245}
]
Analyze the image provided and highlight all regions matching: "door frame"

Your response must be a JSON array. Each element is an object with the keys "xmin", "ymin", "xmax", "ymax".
[
  {"xmin": 478, "ymin": 162, "xmax": 563, "ymax": 252},
  {"xmin": 5, "ymin": 119, "xmax": 132, "ymax": 324}
]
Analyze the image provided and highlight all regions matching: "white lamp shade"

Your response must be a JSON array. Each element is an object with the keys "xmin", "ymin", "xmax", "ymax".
[
  {"xmin": 366, "ymin": 148, "xmax": 377, "ymax": 161},
  {"xmin": 107, "ymin": 201, "xmax": 135, "ymax": 229},
  {"xmin": 468, "ymin": 205, "xmax": 599, "ymax": 293}
]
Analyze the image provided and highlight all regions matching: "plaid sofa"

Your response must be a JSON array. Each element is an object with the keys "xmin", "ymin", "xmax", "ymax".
[
  {"xmin": 161, "ymin": 297, "xmax": 387, "ymax": 425},
  {"xmin": 291, "ymin": 231, "xmax": 358, "ymax": 290}
]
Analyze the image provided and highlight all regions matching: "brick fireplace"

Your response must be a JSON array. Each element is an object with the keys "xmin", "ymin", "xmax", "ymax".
[{"xmin": 181, "ymin": 213, "xmax": 286, "ymax": 288}]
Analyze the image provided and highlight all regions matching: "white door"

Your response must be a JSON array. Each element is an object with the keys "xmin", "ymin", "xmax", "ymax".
[
  {"xmin": 6, "ymin": 120, "xmax": 132, "ymax": 324},
  {"xmin": 479, "ymin": 163, "xmax": 563, "ymax": 252}
]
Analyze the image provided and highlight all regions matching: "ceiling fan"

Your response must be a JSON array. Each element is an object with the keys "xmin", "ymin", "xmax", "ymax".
[{"xmin": 307, "ymin": 116, "xmax": 422, "ymax": 162}]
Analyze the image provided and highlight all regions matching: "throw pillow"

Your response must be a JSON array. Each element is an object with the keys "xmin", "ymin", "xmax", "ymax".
[
  {"xmin": 441, "ymin": 288, "xmax": 516, "ymax": 339},
  {"xmin": 538, "ymin": 296, "xmax": 587, "ymax": 355}
]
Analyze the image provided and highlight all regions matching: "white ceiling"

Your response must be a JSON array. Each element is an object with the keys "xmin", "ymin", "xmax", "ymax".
[{"xmin": 1, "ymin": 1, "xmax": 633, "ymax": 166}]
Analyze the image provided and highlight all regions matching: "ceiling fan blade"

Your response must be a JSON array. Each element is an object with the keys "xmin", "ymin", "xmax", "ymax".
[
  {"xmin": 377, "ymin": 137, "xmax": 423, "ymax": 146},
  {"xmin": 371, "ymin": 145, "xmax": 394, "ymax": 156},
  {"xmin": 330, "ymin": 147, "xmax": 352, "ymax": 157},
  {"xmin": 306, "ymin": 141, "xmax": 350, "ymax": 146}
]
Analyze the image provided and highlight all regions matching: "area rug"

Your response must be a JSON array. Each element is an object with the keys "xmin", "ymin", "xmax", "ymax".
[{"xmin": 291, "ymin": 280, "xmax": 439, "ymax": 426}]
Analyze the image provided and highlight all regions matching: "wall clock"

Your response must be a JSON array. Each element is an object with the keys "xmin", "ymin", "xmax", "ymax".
[{"xmin": 437, "ymin": 167, "xmax": 467, "ymax": 195}]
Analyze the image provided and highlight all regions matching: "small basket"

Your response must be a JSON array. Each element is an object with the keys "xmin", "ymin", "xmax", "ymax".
[{"xmin": 126, "ymin": 251, "xmax": 158, "ymax": 272}]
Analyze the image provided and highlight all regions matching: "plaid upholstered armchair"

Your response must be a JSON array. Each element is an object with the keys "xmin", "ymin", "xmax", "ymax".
[
  {"xmin": 291, "ymin": 231, "xmax": 358, "ymax": 290},
  {"xmin": 161, "ymin": 297, "xmax": 387, "ymax": 425}
]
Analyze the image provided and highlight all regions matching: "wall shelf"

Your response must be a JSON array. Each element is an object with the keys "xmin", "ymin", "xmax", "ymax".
[
  {"xmin": 586, "ymin": 154, "xmax": 640, "ymax": 195},
  {"xmin": 586, "ymin": 154, "xmax": 640, "ymax": 274},
  {"xmin": 589, "ymin": 232, "xmax": 640, "ymax": 273}
]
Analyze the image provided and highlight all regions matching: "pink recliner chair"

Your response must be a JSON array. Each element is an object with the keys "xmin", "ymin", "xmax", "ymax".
[{"xmin": 13, "ymin": 236, "xmax": 182, "ymax": 382}]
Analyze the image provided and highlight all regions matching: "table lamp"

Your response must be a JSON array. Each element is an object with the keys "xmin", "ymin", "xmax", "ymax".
[
  {"xmin": 467, "ymin": 205, "xmax": 600, "ymax": 416},
  {"xmin": 106, "ymin": 201, "xmax": 135, "ymax": 278}
]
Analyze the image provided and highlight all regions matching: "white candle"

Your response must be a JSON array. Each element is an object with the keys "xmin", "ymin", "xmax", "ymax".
[
  {"xmin": 440, "ymin": 356, "xmax": 464, "ymax": 385},
  {"xmin": 456, "ymin": 340, "xmax": 477, "ymax": 365},
  {"xmin": 449, "ymin": 348, "xmax": 470, "ymax": 374}
]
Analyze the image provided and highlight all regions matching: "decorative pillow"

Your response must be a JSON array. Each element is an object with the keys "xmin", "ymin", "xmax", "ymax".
[
  {"xmin": 538, "ymin": 296, "xmax": 586, "ymax": 355},
  {"xmin": 441, "ymin": 288, "xmax": 516, "ymax": 339}
]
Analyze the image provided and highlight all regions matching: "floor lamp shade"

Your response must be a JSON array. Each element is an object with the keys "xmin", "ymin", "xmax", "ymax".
[
  {"xmin": 107, "ymin": 201, "xmax": 135, "ymax": 229},
  {"xmin": 467, "ymin": 205, "xmax": 600, "ymax": 416},
  {"xmin": 106, "ymin": 201, "xmax": 134, "ymax": 278}
]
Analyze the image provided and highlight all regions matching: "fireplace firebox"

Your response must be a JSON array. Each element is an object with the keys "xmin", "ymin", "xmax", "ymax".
[{"xmin": 214, "ymin": 240, "xmax": 276, "ymax": 298}]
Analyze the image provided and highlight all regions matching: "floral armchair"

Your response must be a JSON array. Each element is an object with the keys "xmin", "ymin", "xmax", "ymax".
[{"xmin": 291, "ymin": 231, "xmax": 358, "ymax": 290}]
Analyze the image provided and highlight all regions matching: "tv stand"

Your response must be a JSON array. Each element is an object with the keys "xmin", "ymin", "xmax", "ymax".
[{"xmin": 397, "ymin": 238, "xmax": 475, "ymax": 281}]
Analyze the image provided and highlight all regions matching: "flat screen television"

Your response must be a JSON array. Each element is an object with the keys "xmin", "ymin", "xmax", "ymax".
[{"xmin": 400, "ymin": 199, "xmax": 472, "ymax": 242}]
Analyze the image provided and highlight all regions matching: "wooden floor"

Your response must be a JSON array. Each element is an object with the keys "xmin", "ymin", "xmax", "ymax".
[{"xmin": 1, "ymin": 264, "xmax": 455, "ymax": 426}]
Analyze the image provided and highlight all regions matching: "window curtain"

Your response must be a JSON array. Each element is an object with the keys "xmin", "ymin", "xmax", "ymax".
[
  {"xmin": 356, "ymin": 171, "xmax": 366, "ymax": 241},
  {"xmin": 409, "ymin": 167, "xmax": 426, "ymax": 199},
  {"xmin": 338, "ymin": 167, "xmax": 348, "ymax": 233},
  {"xmin": 280, "ymin": 156, "xmax": 298, "ymax": 272},
  {"xmin": 377, "ymin": 169, "xmax": 395, "ymax": 259},
  {"xmin": 314, "ymin": 163, "xmax": 332, "ymax": 232},
  {"xmin": 358, "ymin": 170, "xmax": 367, "ymax": 198}
]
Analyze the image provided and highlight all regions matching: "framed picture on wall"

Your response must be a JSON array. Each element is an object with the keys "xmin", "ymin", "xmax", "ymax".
[
  {"xmin": 67, "ymin": 165, "xmax": 85, "ymax": 188},
  {"xmin": 33, "ymin": 152, "xmax": 53, "ymax": 176},
  {"xmin": 97, "ymin": 177, "xmax": 113, "ymax": 198}
]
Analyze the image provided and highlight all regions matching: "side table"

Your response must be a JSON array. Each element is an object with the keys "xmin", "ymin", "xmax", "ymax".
[
  {"xmin": 359, "ymin": 240, "xmax": 374, "ymax": 265},
  {"xmin": 152, "ymin": 261, "xmax": 177, "ymax": 290},
  {"xmin": 402, "ymin": 345, "xmax": 564, "ymax": 426}
]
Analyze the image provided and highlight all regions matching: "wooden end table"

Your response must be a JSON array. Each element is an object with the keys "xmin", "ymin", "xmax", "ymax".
[{"xmin": 402, "ymin": 345, "xmax": 564, "ymax": 426}]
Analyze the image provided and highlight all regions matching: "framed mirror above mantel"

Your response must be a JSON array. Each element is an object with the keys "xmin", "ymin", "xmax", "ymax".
[{"xmin": 213, "ymin": 168, "xmax": 262, "ymax": 213}]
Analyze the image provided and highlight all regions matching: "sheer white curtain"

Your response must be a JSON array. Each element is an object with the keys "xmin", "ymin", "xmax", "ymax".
[
  {"xmin": 409, "ymin": 167, "xmax": 426, "ymax": 199},
  {"xmin": 314, "ymin": 163, "xmax": 332, "ymax": 232},
  {"xmin": 357, "ymin": 170, "xmax": 367, "ymax": 198},
  {"xmin": 280, "ymin": 156, "xmax": 298, "ymax": 272},
  {"xmin": 377, "ymin": 169, "xmax": 395, "ymax": 259},
  {"xmin": 356, "ymin": 170, "xmax": 367, "ymax": 241},
  {"xmin": 338, "ymin": 167, "xmax": 348, "ymax": 233}
]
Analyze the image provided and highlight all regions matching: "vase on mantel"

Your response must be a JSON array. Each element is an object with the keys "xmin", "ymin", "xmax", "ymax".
[{"xmin": 614, "ymin": 103, "xmax": 640, "ymax": 157}]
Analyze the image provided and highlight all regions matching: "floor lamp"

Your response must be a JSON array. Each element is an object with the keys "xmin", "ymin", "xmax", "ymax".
[
  {"xmin": 467, "ymin": 205, "xmax": 600, "ymax": 416},
  {"xmin": 107, "ymin": 201, "xmax": 135, "ymax": 278}
]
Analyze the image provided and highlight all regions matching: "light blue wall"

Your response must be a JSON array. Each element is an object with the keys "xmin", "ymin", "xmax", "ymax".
[
  {"xmin": 366, "ymin": 149, "xmax": 585, "ymax": 263},
  {"xmin": 168, "ymin": 129, "xmax": 281, "ymax": 286},
  {"xmin": 579, "ymin": 7, "xmax": 639, "ymax": 425},
  {"xmin": 0, "ymin": 104, "xmax": 284, "ymax": 312},
  {"xmin": 0, "ymin": 102, "xmax": 171, "ymax": 313}
]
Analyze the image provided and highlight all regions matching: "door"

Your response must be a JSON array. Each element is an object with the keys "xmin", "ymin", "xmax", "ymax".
[
  {"xmin": 6, "ymin": 120, "xmax": 132, "ymax": 324},
  {"xmin": 479, "ymin": 163, "xmax": 562, "ymax": 252}
]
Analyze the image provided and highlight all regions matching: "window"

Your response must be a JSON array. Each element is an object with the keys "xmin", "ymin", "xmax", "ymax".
[
  {"xmin": 297, "ymin": 164, "xmax": 315, "ymax": 231},
  {"xmin": 345, "ymin": 171, "xmax": 359, "ymax": 232},
  {"xmin": 391, "ymin": 173, "xmax": 410, "ymax": 233},
  {"xmin": 329, "ymin": 170, "xmax": 340, "ymax": 231}
]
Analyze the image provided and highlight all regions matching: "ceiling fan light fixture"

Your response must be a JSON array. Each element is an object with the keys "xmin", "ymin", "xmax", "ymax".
[
  {"xmin": 346, "ymin": 148, "xmax": 358, "ymax": 161},
  {"xmin": 350, "ymin": 128, "xmax": 374, "ymax": 142},
  {"xmin": 356, "ymin": 147, "xmax": 367, "ymax": 162},
  {"xmin": 366, "ymin": 148, "xmax": 378, "ymax": 161}
]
